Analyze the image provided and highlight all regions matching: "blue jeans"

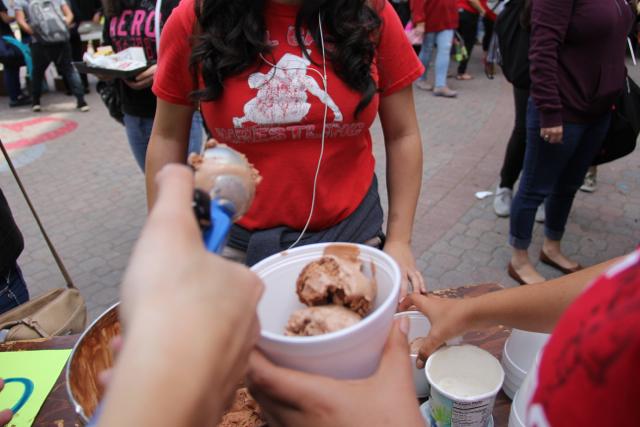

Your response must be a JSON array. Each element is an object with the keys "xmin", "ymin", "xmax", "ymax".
[
  {"xmin": 0, "ymin": 264, "xmax": 29, "ymax": 315},
  {"xmin": 509, "ymin": 99, "xmax": 611, "ymax": 249},
  {"xmin": 419, "ymin": 29, "xmax": 454, "ymax": 89},
  {"xmin": 123, "ymin": 111, "xmax": 205, "ymax": 171}
]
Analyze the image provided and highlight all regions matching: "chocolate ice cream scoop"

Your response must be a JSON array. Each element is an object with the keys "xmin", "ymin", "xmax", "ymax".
[
  {"xmin": 296, "ymin": 255, "xmax": 377, "ymax": 317},
  {"xmin": 218, "ymin": 388, "xmax": 265, "ymax": 427},
  {"xmin": 285, "ymin": 305, "xmax": 362, "ymax": 337},
  {"xmin": 188, "ymin": 139, "xmax": 261, "ymax": 220}
]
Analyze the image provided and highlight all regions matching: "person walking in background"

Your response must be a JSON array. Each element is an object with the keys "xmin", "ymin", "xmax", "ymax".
[
  {"xmin": 0, "ymin": 188, "xmax": 29, "ymax": 315},
  {"xmin": 411, "ymin": 0, "xmax": 458, "ymax": 98},
  {"xmin": 65, "ymin": 0, "xmax": 101, "ymax": 94},
  {"xmin": 508, "ymin": 0, "xmax": 634, "ymax": 285},
  {"xmin": 493, "ymin": 0, "xmax": 545, "ymax": 223},
  {"xmin": 14, "ymin": 0, "xmax": 89, "ymax": 112},
  {"xmin": 455, "ymin": 0, "xmax": 487, "ymax": 80},
  {"xmin": 101, "ymin": 0, "xmax": 203, "ymax": 171},
  {"xmin": 0, "ymin": 0, "xmax": 31, "ymax": 107}
]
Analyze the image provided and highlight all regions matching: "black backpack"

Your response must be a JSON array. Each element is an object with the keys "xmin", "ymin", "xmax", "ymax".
[
  {"xmin": 494, "ymin": 0, "xmax": 531, "ymax": 89},
  {"xmin": 593, "ymin": 76, "xmax": 640, "ymax": 165}
]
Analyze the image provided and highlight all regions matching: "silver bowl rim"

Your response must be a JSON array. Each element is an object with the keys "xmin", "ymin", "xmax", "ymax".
[{"xmin": 65, "ymin": 301, "xmax": 120, "ymax": 424}]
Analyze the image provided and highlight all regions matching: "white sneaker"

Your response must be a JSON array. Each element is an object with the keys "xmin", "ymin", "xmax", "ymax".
[
  {"xmin": 580, "ymin": 170, "xmax": 597, "ymax": 193},
  {"xmin": 535, "ymin": 204, "xmax": 545, "ymax": 223},
  {"xmin": 415, "ymin": 80, "xmax": 434, "ymax": 91},
  {"xmin": 493, "ymin": 186, "xmax": 512, "ymax": 217}
]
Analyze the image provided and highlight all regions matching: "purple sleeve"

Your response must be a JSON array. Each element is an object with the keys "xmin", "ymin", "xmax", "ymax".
[{"xmin": 529, "ymin": 0, "xmax": 573, "ymax": 128}]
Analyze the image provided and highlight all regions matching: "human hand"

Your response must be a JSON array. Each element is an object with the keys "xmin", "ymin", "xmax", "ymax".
[
  {"xmin": 384, "ymin": 240, "xmax": 426, "ymax": 298},
  {"xmin": 247, "ymin": 319, "xmax": 424, "ymax": 427},
  {"xmin": 399, "ymin": 294, "xmax": 472, "ymax": 368},
  {"xmin": 124, "ymin": 64, "xmax": 157, "ymax": 90},
  {"xmin": 115, "ymin": 164, "xmax": 264, "ymax": 415},
  {"xmin": 414, "ymin": 22, "xmax": 425, "ymax": 37},
  {"xmin": 0, "ymin": 379, "xmax": 13, "ymax": 427},
  {"xmin": 540, "ymin": 126, "xmax": 563, "ymax": 144}
]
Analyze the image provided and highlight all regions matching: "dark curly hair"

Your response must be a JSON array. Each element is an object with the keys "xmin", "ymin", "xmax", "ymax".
[{"xmin": 190, "ymin": 0, "xmax": 382, "ymax": 118}]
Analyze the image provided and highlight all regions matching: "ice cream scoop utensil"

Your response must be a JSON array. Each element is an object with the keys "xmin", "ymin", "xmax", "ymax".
[{"xmin": 191, "ymin": 145, "xmax": 255, "ymax": 254}]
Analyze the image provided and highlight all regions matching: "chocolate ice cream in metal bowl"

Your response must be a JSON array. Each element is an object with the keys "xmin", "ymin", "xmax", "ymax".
[
  {"xmin": 66, "ymin": 303, "xmax": 121, "ymax": 423},
  {"xmin": 66, "ymin": 304, "xmax": 267, "ymax": 426},
  {"xmin": 252, "ymin": 243, "xmax": 401, "ymax": 380}
]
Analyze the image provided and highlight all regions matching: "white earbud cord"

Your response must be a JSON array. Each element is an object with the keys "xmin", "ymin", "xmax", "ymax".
[
  {"xmin": 287, "ymin": 13, "xmax": 329, "ymax": 249},
  {"xmin": 259, "ymin": 14, "xmax": 328, "ymax": 250}
]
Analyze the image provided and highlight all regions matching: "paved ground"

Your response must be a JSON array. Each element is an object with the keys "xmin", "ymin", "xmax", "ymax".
[{"xmin": 1, "ymin": 52, "xmax": 639, "ymax": 321}]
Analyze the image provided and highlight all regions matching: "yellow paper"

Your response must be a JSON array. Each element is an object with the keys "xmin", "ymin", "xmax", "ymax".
[{"xmin": 0, "ymin": 350, "xmax": 72, "ymax": 427}]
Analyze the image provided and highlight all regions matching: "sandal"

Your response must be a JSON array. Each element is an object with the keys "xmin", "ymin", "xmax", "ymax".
[{"xmin": 456, "ymin": 74, "xmax": 473, "ymax": 81}]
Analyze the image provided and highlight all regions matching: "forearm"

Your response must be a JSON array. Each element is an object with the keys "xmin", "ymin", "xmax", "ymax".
[
  {"xmin": 468, "ymin": 0, "xmax": 485, "ymax": 15},
  {"xmin": 15, "ymin": 12, "xmax": 32, "ymax": 34},
  {"xmin": 145, "ymin": 136, "xmax": 188, "ymax": 208},
  {"xmin": 465, "ymin": 257, "xmax": 623, "ymax": 333},
  {"xmin": 62, "ymin": 5, "xmax": 74, "ymax": 26},
  {"xmin": 385, "ymin": 134, "xmax": 422, "ymax": 243},
  {"xmin": 145, "ymin": 102, "xmax": 193, "ymax": 209},
  {"xmin": 0, "ymin": 12, "xmax": 14, "ymax": 24}
]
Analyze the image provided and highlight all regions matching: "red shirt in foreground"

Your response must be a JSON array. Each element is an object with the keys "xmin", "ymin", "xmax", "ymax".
[
  {"xmin": 527, "ymin": 250, "xmax": 640, "ymax": 426},
  {"xmin": 153, "ymin": 0, "xmax": 423, "ymax": 231}
]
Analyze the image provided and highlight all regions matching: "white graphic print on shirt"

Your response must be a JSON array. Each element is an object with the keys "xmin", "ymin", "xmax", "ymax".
[{"xmin": 232, "ymin": 52, "xmax": 343, "ymax": 128}]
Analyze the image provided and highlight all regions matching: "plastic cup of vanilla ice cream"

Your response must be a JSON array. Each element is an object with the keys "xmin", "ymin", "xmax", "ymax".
[
  {"xmin": 252, "ymin": 243, "xmax": 401, "ymax": 379},
  {"xmin": 425, "ymin": 345, "xmax": 504, "ymax": 427}
]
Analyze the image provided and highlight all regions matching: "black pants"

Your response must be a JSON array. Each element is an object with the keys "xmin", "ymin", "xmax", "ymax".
[
  {"xmin": 499, "ymin": 86, "xmax": 530, "ymax": 189},
  {"xmin": 457, "ymin": 10, "xmax": 479, "ymax": 75},
  {"xmin": 69, "ymin": 29, "xmax": 88, "ymax": 90},
  {"xmin": 391, "ymin": 1, "xmax": 411, "ymax": 27},
  {"xmin": 31, "ymin": 41, "xmax": 85, "ymax": 104},
  {"xmin": 482, "ymin": 17, "xmax": 494, "ymax": 52}
]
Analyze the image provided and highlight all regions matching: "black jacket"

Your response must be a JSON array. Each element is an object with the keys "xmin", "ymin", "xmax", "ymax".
[{"xmin": 0, "ymin": 189, "xmax": 24, "ymax": 276}]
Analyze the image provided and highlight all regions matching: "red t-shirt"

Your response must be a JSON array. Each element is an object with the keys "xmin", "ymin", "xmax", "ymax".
[
  {"xmin": 525, "ymin": 250, "xmax": 640, "ymax": 426},
  {"xmin": 153, "ymin": 0, "xmax": 423, "ymax": 231}
]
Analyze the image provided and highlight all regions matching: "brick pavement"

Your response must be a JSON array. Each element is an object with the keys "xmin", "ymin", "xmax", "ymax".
[{"xmin": 1, "ymin": 52, "xmax": 639, "ymax": 321}]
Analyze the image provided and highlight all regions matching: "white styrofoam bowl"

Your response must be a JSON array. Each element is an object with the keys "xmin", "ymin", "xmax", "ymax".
[
  {"xmin": 501, "ymin": 329, "xmax": 549, "ymax": 399},
  {"xmin": 252, "ymin": 243, "xmax": 401, "ymax": 379},
  {"xmin": 508, "ymin": 350, "xmax": 543, "ymax": 427},
  {"xmin": 394, "ymin": 311, "xmax": 432, "ymax": 397}
]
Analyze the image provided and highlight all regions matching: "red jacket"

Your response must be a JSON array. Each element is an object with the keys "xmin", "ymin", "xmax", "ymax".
[{"xmin": 410, "ymin": 0, "xmax": 459, "ymax": 33}]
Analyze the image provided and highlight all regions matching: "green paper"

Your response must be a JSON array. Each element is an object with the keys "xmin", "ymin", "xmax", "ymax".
[{"xmin": 0, "ymin": 350, "xmax": 72, "ymax": 427}]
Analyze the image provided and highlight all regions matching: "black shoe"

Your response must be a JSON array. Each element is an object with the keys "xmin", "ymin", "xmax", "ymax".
[
  {"xmin": 77, "ymin": 100, "xmax": 90, "ymax": 112},
  {"xmin": 9, "ymin": 95, "xmax": 32, "ymax": 107}
]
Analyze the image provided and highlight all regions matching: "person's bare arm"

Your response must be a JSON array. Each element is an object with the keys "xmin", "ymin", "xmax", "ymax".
[
  {"xmin": 60, "ymin": 3, "xmax": 74, "ymax": 27},
  {"xmin": 379, "ymin": 85, "xmax": 425, "ymax": 295},
  {"xmin": 98, "ymin": 166, "xmax": 263, "ymax": 427},
  {"xmin": 15, "ymin": 10, "xmax": 33, "ymax": 35},
  {"xmin": 0, "ymin": 10, "xmax": 14, "ymax": 24},
  {"xmin": 145, "ymin": 99, "xmax": 194, "ymax": 209},
  {"xmin": 400, "ymin": 256, "xmax": 625, "ymax": 364},
  {"xmin": 468, "ymin": 0, "xmax": 486, "ymax": 16}
]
